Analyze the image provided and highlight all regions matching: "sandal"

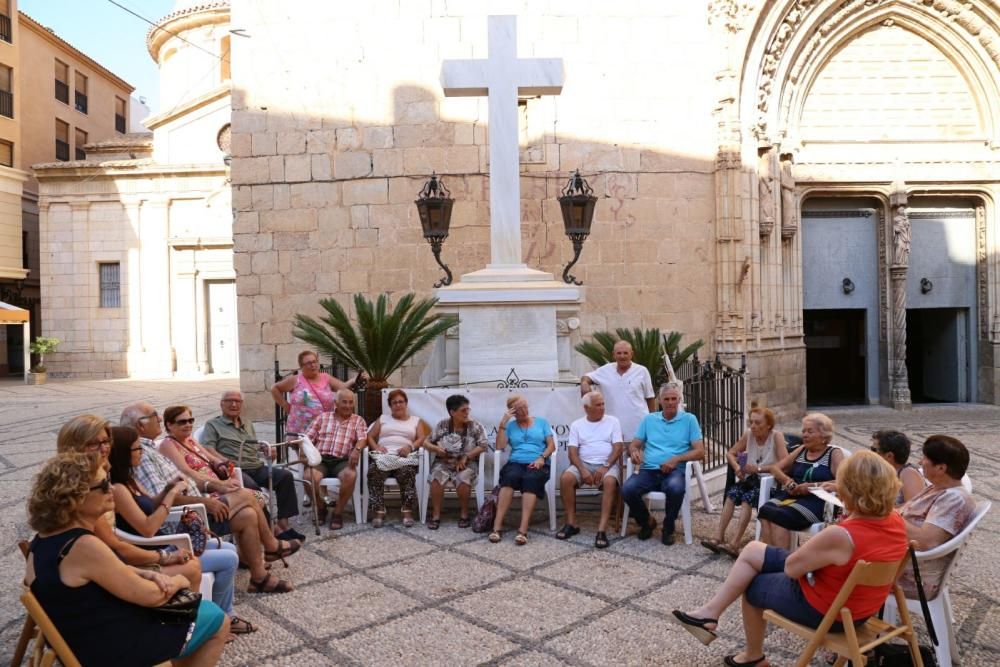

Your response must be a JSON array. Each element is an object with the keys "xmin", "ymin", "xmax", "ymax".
[
  {"xmin": 514, "ymin": 532, "xmax": 528, "ymax": 546},
  {"xmin": 427, "ymin": 518, "xmax": 440, "ymax": 530},
  {"xmin": 402, "ymin": 511, "xmax": 414, "ymax": 528},
  {"xmin": 247, "ymin": 573, "xmax": 294, "ymax": 594},
  {"xmin": 700, "ymin": 538, "xmax": 722, "ymax": 554},
  {"xmin": 372, "ymin": 511, "xmax": 385, "ymax": 528},
  {"xmin": 723, "ymin": 655, "xmax": 768, "ymax": 667},
  {"xmin": 328, "ymin": 513, "xmax": 344, "ymax": 530},
  {"xmin": 264, "ymin": 539, "xmax": 302, "ymax": 566},
  {"xmin": 230, "ymin": 616, "xmax": 257, "ymax": 635},
  {"xmin": 556, "ymin": 524, "xmax": 580, "ymax": 540},
  {"xmin": 595, "ymin": 531, "xmax": 610, "ymax": 549},
  {"xmin": 457, "ymin": 516, "xmax": 471, "ymax": 529},
  {"xmin": 670, "ymin": 610, "xmax": 718, "ymax": 646},
  {"xmin": 488, "ymin": 530, "xmax": 502, "ymax": 543}
]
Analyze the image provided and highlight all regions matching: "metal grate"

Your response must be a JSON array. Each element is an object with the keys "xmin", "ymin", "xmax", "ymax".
[
  {"xmin": 0, "ymin": 14, "xmax": 11, "ymax": 43},
  {"xmin": 74, "ymin": 91, "xmax": 88, "ymax": 114},
  {"xmin": 55, "ymin": 139, "xmax": 69, "ymax": 162},
  {"xmin": 0, "ymin": 90, "xmax": 11, "ymax": 119},
  {"xmin": 115, "ymin": 113, "xmax": 126, "ymax": 133},
  {"xmin": 55, "ymin": 79, "xmax": 69, "ymax": 104},
  {"xmin": 675, "ymin": 354, "xmax": 747, "ymax": 472},
  {"xmin": 99, "ymin": 262, "xmax": 120, "ymax": 308}
]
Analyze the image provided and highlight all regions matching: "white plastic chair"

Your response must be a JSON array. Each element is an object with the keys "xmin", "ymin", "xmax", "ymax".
[
  {"xmin": 418, "ymin": 448, "xmax": 486, "ymax": 524},
  {"xmin": 619, "ymin": 459, "xmax": 710, "ymax": 545},
  {"xmin": 493, "ymin": 448, "xmax": 559, "ymax": 531},
  {"xmin": 114, "ymin": 503, "xmax": 215, "ymax": 600},
  {"xmin": 319, "ymin": 457, "xmax": 364, "ymax": 525},
  {"xmin": 360, "ymin": 448, "xmax": 427, "ymax": 523},
  {"xmin": 883, "ymin": 500, "xmax": 991, "ymax": 667}
]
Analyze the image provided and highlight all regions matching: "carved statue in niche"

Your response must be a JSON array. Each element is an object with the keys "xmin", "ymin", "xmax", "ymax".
[
  {"xmin": 779, "ymin": 153, "xmax": 798, "ymax": 239},
  {"xmin": 758, "ymin": 148, "xmax": 775, "ymax": 236},
  {"xmin": 892, "ymin": 205, "xmax": 910, "ymax": 267}
]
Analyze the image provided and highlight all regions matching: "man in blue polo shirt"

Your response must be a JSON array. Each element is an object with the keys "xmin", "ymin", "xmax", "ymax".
[{"xmin": 623, "ymin": 382, "xmax": 705, "ymax": 545}]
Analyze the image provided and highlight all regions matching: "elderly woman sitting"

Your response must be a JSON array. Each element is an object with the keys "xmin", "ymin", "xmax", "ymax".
[
  {"xmin": 366, "ymin": 389, "xmax": 430, "ymax": 528},
  {"xmin": 425, "ymin": 394, "xmax": 489, "ymax": 529},
  {"xmin": 870, "ymin": 429, "xmax": 925, "ymax": 505},
  {"xmin": 672, "ymin": 451, "xmax": 909, "ymax": 667},
  {"xmin": 898, "ymin": 434, "xmax": 976, "ymax": 598},
  {"xmin": 757, "ymin": 412, "xmax": 845, "ymax": 549},
  {"xmin": 490, "ymin": 394, "xmax": 556, "ymax": 546},
  {"xmin": 25, "ymin": 452, "xmax": 229, "ymax": 666}
]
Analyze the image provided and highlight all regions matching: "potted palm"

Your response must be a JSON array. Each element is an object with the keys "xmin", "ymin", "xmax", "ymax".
[
  {"xmin": 575, "ymin": 327, "xmax": 703, "ymax": 384},
  {"xmin": 292, "ymin": 293, "xmax": 456, "ymax": 421},
  {"xmin": 28, "ymin": 336, "xmax": 61, "ymax": 385}
]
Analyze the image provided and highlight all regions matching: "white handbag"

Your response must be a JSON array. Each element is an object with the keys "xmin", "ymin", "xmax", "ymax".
[{"xmin": 298, "ymin": 434, "xmax": 322, "ymax": 467}]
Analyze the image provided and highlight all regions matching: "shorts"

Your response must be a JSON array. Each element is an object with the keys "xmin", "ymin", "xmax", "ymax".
[
  {"xmin": 745, "ymin": 546, "xmax": 858, "ymax": 631},
  {"xmin": 178, "ymin": 600, "xmax": 226, "ymax": 657},
  {"xmin": 498, "ymin": 461, "xmax": 549, "ymax": 499},
  {"xmin": 319, "ymin": 455, "xmax": 351, "ymax": 478},
  {"xmin": 566, "ymin": 460, "xmax": 621, "ymax": 486}
]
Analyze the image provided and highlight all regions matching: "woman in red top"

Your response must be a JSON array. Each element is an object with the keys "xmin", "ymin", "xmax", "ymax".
[{"xmin": 672, "ymin": 450, "xmax": 908, "ymax": 667}]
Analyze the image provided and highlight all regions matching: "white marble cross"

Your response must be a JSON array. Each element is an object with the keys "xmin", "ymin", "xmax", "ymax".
[{"xmin": 441, "ymin": 15, "xmax": 564, "ymax": 270}]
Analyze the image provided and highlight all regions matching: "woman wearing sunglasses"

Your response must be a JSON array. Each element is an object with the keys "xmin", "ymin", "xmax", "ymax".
[
  {"xmin": 25, "ymin": 452, "xmax": 229, "ymax": 666},
  {"xmin": 56, "ymin": 414, "xmax": 202, "ymax": 588}
]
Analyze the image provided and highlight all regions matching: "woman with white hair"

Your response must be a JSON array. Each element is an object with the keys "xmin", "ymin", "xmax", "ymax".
[{"xmin": 757, "ymin": 412, "xmax": 845, "ymax": 549}]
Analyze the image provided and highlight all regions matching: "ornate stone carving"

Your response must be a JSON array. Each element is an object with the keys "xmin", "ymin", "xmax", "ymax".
[
  {"xmin": 708, "ymin": 0, "xmax": 758, "ymax": 33},
  {"xmin": 919, "ymin": 0, "xmax": 1000, "ymax": 68},
  {"xmin": 890, "ymin": 181, "xmax": 910, "ymax": 267},
  {"xmin": 758, "ymin": 148, "xmax": 776, "ymax": 237},
  {"xmin": 877, "ymin": 209, "xmax": 888, "ymax": 341},
  {"xmin": 779, "ymin": 153, "xmax": 798, "ymax": 239},
  {"xmin": 976, "ymin": 204, "xmax": 988, "ymax": 339},
  {"xmin": 888, "ymin": 181, "xmax": 910, "ymax": 409},
  {"xmin": 716, "ymin": 147, "xmax": 742, "ymax": 170},
  {"xmin": 446, "ymin": 324, "xmax": 459, "ymax": 337}
]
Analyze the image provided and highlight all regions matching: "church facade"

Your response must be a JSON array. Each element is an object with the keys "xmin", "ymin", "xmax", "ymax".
[{"xmin": 225, "ymin": 0, "xmax": 1000, "ymax": 418}]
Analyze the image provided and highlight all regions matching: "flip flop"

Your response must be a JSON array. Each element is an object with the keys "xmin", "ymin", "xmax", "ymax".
[
  {"xmin": 670, "ymin": 610, "xmax": 718, "ymax": 646},
  {"xmin": 700, "ymin": 539, "xmax": 722, "ymax": 554}
]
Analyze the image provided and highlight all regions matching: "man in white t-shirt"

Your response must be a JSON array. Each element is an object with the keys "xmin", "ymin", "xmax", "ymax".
[
  {"xmin": 580, "ymin": 340, "xmax": 656, "ymax": 442},
  {"xmin": 557, "ymin": 391, "xmax": 624, "ymax": 548}
]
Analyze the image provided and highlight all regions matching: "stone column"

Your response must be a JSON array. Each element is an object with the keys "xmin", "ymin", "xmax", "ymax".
[{"xmin": 889, "ymin": 184, "xmax": 911, "ymax": 410}]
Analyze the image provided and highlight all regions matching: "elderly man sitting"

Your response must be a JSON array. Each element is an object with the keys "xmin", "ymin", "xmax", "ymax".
[
  {"xmin": 557, "ymin": 391, "xmax": 624, "ymax": 548},
  {"xmin": 201, "ymin": 390, "xmax": 303, "ymax": 542},
  {"xmin": 303, "ymin": 389, "xmax": 367, "ymax": 530},
  {"xmin": 622, "ymin": 382, "xmax": 705, "ymax": 545}
]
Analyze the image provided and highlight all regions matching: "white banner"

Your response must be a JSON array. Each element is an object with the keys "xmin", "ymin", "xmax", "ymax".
[{"xmin": 382, "ymin": 386, "xmax": 583, "ymax": 473}]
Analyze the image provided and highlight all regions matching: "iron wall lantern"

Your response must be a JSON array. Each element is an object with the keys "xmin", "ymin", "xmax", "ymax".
[
  {"xmin": 558, "ymin": 170, "xmax": 597, "ymax": 285},
  {"xmin": 415, "ymin": 174, "xmax": 454, "ymax": 288},
  {"xmin": 842, "ymin": 277, "xmax": 855, "ymax": 294}
]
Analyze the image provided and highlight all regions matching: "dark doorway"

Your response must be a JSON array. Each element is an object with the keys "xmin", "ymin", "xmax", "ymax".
[
  {"xmin": 804, "ymin": 309, "xmax": 867, "ymax": 405},
  {"xmin": 906, "ymin": 308, "xmax": 969, "ymax": 403}
]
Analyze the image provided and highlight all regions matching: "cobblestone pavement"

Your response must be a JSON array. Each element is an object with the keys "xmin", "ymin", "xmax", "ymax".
[{"xmin": 1, "ymin": 379, "xmax": 997, "ymax": 666}]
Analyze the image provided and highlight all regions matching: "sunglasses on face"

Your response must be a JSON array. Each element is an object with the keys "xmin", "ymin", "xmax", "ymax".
[
  {"xmin": 173, "ymin": 418, "xmax": 196, "ymax": 426},
  {"xmin": 85, "ymin": 438, "xmax": 112, "ymax": 451},
  {"xmin": 90, "ymin": 478, "xmax": 112, "ymax": 494}
]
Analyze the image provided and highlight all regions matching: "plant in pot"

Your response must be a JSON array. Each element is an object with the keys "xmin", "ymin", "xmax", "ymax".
[
  {"xmin": 575, "ymin": 327, "xmax": 703, "ymax": 385},
  {"xmin": 292, "ymin": 293, "xmax": 455, "ymax": 421},
  {"xmin": 28, "ymin": 336, "xmax": 61, "ymax": 385}
]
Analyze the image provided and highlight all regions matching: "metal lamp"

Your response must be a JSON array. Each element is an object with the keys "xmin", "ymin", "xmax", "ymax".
[
  {"xmin": 558, "ymin": 170, "xmax": 597, "ymax": 285},
  {"xmin": 415, "ymin": 174, "xmax": 454, "ymax": 288}
]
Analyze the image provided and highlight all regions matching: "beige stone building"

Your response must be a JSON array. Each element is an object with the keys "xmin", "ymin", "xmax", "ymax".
[
  {"xmin": 228, "ymin": 0, "xmax": 1000, "ymax": 419},
  {"xmin": 0, "ymin": 2, "xmax": 136, "ymax": 375},
  {"xmin": 35, "ymin": 1, "xmax": 234, "ymax": 379}
]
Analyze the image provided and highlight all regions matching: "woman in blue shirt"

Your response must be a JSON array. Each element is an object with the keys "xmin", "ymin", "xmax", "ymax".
[{"xmin": 490, "ymin": 395, "xmax": 555, "ymax": 546}]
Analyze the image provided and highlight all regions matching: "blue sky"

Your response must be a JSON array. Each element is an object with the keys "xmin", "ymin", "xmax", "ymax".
[{"xmin": 20, "ymin": 0, "xmax": 175, "ymax": 113}]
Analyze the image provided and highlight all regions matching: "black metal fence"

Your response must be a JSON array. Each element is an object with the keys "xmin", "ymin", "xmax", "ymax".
[{"xmin": 675, "ymin": 353, "xmax": 747, "ymax": 472}]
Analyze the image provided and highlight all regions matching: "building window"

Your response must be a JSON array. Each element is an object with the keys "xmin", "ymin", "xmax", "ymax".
[
  {"xmin": 99, "ymin": 263, "xmax": 121, "ymax": 308},
  {"xmin": 115, "ymin": 97, "xmax": 126, "ymax": 134},
  {"xmin": 0, "ymin": 0, "xmax": 11, "ymax": 44},
  {"xmin": 55, "ymin": 119, "xmax": 69, "ymax": 161},
  {"xmin": 55, "ymin": 60, "xmax": 69, "ymax": 104},
  {"xmin": 0, "ymin": 64, "xmax": 11, "ymax": 119},
  {"xmin": 74, "ymin": 71, "xmax": 88, "ymax": 114},
  {"xmin": 0, "ymin": 139, "xmax": 12, "ymax": 167},
  {"xmin": 75, "ymin": 128, "xmax": 87, "ymax": 160}
]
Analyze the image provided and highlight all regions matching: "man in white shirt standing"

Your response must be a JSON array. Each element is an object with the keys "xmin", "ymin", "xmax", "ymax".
[
  {"xmin": 580, "ymin": 340, "xmax": 656, "ymax": 442},
  {"xmin": 557, "ymin": 391, "xmax": 624, "ymax": 548}
]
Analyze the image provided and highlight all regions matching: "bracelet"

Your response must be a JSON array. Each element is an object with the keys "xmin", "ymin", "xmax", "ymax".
[
  {"xmin": 157, "ymin": 550, "xmax": 166, "ymax": 565},
  {"xmin": 159, "ymin": 503, "xmax": 170, "ymax": 512}
]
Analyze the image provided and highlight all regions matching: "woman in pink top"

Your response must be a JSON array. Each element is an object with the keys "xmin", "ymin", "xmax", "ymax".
[
  {"xmin": 271, "ymin": 350, "xmax": 364, "ymax": 435},
  {"xmin": 366, "ymin": 389, "xmax": 430, "ymax": 527}
]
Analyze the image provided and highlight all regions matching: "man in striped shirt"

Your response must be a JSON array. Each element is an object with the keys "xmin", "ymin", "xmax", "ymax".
[{"xmin": 304, "ymin": 389, "xmax": 367, "ymax": 530}]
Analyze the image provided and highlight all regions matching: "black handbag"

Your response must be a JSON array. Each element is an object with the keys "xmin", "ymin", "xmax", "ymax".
[{"xmin": 151, "ymin": 588, "xmax": 202, "ymax": 625}]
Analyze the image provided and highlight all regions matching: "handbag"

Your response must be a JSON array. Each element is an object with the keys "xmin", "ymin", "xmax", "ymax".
[
  {"xmin": 151, "ymin": 588, "xmax": 202, "ymax": 625},
  {"xmin": 472, "ymin": 486, "xmax": 501, "ymax": 533},
  {"xmin": 175, "ymin": 508, "xmax": 211, "ymax": 556},
  {"xmin": 211, "ymin": 459, "xmax": 234, "ymax": 481},
  {"xmin": 299, "ymin": 434, "xmax": 322, "ymax": 467}
]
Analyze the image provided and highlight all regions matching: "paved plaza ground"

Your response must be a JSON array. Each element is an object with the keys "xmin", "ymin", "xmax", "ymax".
[{"xmin": 1, "ymin": 377, "xmax": 998, "ymax": 666}]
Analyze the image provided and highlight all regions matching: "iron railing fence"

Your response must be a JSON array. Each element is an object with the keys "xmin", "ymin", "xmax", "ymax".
[{"xmin": 673, "ymin": 353, "xmax": 747, "ymax": 472}]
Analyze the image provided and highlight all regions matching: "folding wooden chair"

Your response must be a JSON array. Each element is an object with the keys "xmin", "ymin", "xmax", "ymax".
[{"xmin": 763, "ymin": 554, "xmax": 923, "ymax": 667}]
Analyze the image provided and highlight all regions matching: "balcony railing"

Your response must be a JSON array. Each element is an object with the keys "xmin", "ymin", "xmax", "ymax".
[
  {"xmin": 0, "ymin": 90, "xmax": 11, "ymax": 119},
  {"xmin": 55, "ymin": 80, "xmax": 69, "ymax": 104},
  {"xmin": 55, "ymin": 139, "xmax": 69, "ymax": 162},
  {"xmin": 0, "ymin": 15, "xmax": 11, "ymax": 44},
  {"xmin": 74, "ymin": 91, "xmax": 88, "ymax": 114},
  {"xmin": 115, "ymin": 113, "xmax": 125, "ymax": 133}
]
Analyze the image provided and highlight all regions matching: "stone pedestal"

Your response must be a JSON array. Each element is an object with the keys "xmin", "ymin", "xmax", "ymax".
[{"xmin": 435, "ymin": 269, "xmax": 581, "ymax": 384}]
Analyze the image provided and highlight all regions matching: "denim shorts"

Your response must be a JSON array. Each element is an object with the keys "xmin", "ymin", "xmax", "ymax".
[
  {"xmin": 745, "ymin": 546, "xmax": 831, "ymax": 630},
  {"xmin": 498, "ymin": 461, "xmax": 549, "ymax": 498}
]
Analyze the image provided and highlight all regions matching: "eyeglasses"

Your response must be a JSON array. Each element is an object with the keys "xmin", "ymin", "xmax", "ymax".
[
  {"xmin": 89, "ymin": 478, "xmax": 111, "ymax": 494},
  {"xmin": 138, "ymin": 412, "xmax": 161, "ymax": 423},
  {"xmin": 84, "ymin": 438, "xmax": 112, "ymax": 451},
  {"xmin": 302, "ymin": 360, "xmax": 319, "ymax": 367},
  {"xmin": 173, "ymin": 418, "xmax": 196, "ymax": 426},
  {"xmin": 221, "ymin": 399, "xmax": 243, "ymax": 405}
]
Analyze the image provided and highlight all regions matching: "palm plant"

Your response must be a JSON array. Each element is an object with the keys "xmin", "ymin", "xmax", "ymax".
[
  {"xmin": 575, "ymin": 327, "xmax": 704, "ymax": 383},
  {"xmin": 293, "ymin": 293, "xmax": 455, "ymax": 418}
]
